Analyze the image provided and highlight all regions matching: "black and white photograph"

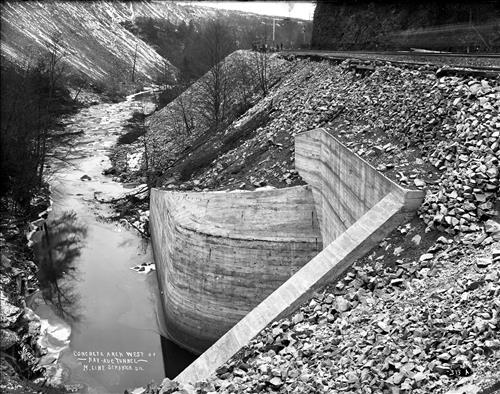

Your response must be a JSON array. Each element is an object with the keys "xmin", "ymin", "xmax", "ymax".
[{"xmin": 0, "ymin": 1, "xmax": 499, "ymax": 393}]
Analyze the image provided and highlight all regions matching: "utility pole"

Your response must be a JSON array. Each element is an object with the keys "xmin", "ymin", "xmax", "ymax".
[
  {"xmin": 272, "ymin": 18, "xmax": 276, "ymax": 44},
  {"xmin": 468, "ymin": 7, "xmax": 472, "ymax": 53}
]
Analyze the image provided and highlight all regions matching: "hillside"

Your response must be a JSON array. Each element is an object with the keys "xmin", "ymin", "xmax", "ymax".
[
  {"xmin": 1, "ymin": 1, "xmax": 311, "ymax": 88},
  {"xmin": 0, "ymin": 1, "xmax": 179, "ymax": 84},
  {"xmin": 139, "ymin": 51, "xmax": 499, "ymax": 393},
  {"xmin": 311, "ymin": 0, "xmax": 500, "ymax": 51},
  {"xmin": 122, "ymin": 10, "xmax": 312, "ymax": 82},
  {"xmin": 144, "ymin": 50, "xmax": 296, "ymax": 186}
]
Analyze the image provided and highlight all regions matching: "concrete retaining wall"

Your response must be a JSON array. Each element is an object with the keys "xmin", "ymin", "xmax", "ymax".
[
  {"xmin": 150, "ymin": 186, "xmax": 322, "ymax": 354},
  {"xmin": 295, "ymin": 128, "xmax": 423, "ymax": 244},
  {"xmin": 172, "ymin": 128, "xmax": 424, "ymax": 384}
]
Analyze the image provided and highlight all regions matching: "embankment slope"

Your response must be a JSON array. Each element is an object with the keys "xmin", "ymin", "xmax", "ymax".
[
  {"xmin": 172, "ymin": 129, "xmax": 423, "ymax": 383},
  {"xmin": 147, "ymin": 54, "xmax": 498, "ymax": 238}
]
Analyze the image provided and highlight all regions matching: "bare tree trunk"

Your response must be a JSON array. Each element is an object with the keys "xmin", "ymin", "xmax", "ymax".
[
  {"xmin": 131, "ymin": 42, "xmax": 138, "ymax": 83},
  {"xmin": 254, "ymin": 50, "xmax": 269, "ymax": 96},
  {"xmin": 72, "ymin": 79, "xmax": 86, "ymax": 102},
  {"xmin": 142, "ymin": 135, "xmax": 151, "ymax": 190},
  {"xmin": 179, "ymin": 97, "xmax": 193, "ymax": 134},
  {"xmin": 38, "ymin": 33, "xmax": 66, "ymax": 187}
]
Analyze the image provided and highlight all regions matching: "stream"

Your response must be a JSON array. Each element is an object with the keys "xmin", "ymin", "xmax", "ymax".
[{"xmin": 29, "ymin": 91, "xmax": 186, "ymax": 393}]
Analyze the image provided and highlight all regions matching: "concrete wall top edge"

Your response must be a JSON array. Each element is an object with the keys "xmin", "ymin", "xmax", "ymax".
[
  {"xmin": 150, "ymin": 185, "xmax": 322, "ymax": 243},
  {"xmin": 151, "ymin": 184, "xmax": 311, "ymax": 198}
]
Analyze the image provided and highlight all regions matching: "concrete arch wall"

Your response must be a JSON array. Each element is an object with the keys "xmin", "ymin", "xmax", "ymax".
[
  {"xmin": 174, "ymin": 129, "xmax": 424, "ymax": 384},
  {"xmin": 149, "ymin": 186, "xmax": 322, "ymax": 354}
]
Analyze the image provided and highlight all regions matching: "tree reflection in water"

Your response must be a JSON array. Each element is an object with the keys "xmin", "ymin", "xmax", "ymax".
[{"xmin": 34, "ymin": 211, "xmax": 87, "ymax": 321}]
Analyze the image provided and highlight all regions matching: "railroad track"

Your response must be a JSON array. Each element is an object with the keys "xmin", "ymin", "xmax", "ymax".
[
  {"xmin": 287, "ymin": 50, "xmax": 500, "ymax": 59},
  {"xmin": 281, "ymin": 50, "xmax": 500, "ymax": 76}
]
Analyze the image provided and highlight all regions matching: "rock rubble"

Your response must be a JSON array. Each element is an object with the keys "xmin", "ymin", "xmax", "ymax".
[
  {"xmin": 150, "ymin": 238, "xmax": 499, "ymax": 394},
  {"xmin": 0, "ymin": 243, "xmax": 45, "ymax": 393},
  {"xmin": 206, "ymin": 240, "xmax": 499, "ymax": 394}
]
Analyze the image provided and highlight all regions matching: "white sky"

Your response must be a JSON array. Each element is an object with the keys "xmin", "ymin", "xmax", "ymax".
[{"xmin": 181, "ymin": 1, "xmax": 316, "ymax": 21}]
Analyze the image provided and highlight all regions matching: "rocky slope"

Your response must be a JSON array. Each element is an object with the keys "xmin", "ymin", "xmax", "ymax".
[
  {"xmin": 140, "ymin": 52, "xmax": 499, "ymax": 393},
  {"xmin": 144, "ymin": 50, "xmax": 295, "ymax": 186},
  {"xmin": 158, "ymin": 234, "xmax": 500, "ymax": 394},
  {"xmin": 0, "ymin": 192, "xmax": 53, "ymax": 394}
]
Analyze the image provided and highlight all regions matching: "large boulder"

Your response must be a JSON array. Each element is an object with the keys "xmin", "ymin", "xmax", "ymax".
[
  {"xmin": 0, "ymin": 291, "xmax": 22, "ymax": 329},
  {"xmin": 0, "ymin": 329, "xmax": 20, "ymax": 350}
]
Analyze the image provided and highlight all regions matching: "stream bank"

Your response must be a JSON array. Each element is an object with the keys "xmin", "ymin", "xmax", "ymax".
[
  {"xmin": 0, "ymin": 88, "xmax": 91, "ymax": 394},
  {"xmin": 1, "ymin": 88, "xmax": 193, "ymax": 394},
  {"xmin": 31, "ymin": 90, "xmax": 164, "ymax": 394}
]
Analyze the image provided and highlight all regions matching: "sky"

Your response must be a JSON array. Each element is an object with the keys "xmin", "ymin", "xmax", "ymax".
[{"xmin": 181, "ymin": 1, "xmax": 316, "ymax": 21}]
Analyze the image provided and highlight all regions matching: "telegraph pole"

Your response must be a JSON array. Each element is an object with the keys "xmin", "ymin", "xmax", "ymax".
[{"xmin": 272, "ymin": 18, "xmax": 276, "ymax": 44}]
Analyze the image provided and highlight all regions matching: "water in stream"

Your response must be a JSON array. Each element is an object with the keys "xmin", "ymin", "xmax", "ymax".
[{"xmin": 30, "ymin": 92, "xmax": 174, "ymax": 393}]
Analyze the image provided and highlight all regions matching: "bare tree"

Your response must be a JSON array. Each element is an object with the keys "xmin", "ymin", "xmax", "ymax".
[
  {"xmin": 253, "ymin": 49, "xmax": 270, "ymax": 96},
  {"xmin": 232, "ymin": 54, "xmax": 255, "ymax": 111},
  {"xmin": 157, "ymin": 59, "xmax": 175, "ymax": 90},
  {"xmin": 45, "ymin": 34, "xmax": 67, "ymax": 95},
  {"xmin": 37, "ymin": 33, "xmax": 67, "ymax": 184},
  {"xmin": 197, "ymin": 18, "xmax": 235, "ymax": 133},
  {"xmin": 141, "ymin": 135, "xmax": 150, "ymax": 186},
  {"xmin": 0, "ymin": 33, "xmax": 69, "ymax": 211},
  {"xmin": 131, "ymin": 42, "xmax": 138, "ymax": 83},
  {"xmin": 71, "ymin": 74, "xmax": 88, "ymax": 103},
  {"xmin": 175, "ymin": 91, "xmax": 196, "ymax": 135}
]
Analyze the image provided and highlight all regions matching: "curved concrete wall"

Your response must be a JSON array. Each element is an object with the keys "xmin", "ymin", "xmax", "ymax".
[
  {"xmin": 150, "ymin": 186, "xmax": 322, "ymax": 354},
  {"xmin": 174, "ymin": 128, "xmax": 424, "ymax": 384}
]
